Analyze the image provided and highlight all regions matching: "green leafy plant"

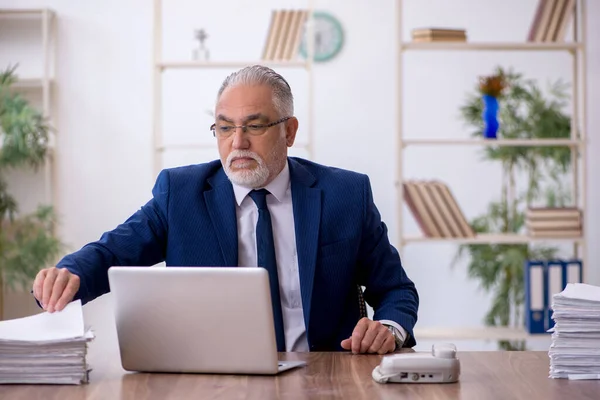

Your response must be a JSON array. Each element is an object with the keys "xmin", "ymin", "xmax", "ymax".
[
  {"xmin": 0, "ymin": 65, "xmax": 62, "ymax": 302},
  {"xmin": 454, "ymin": 66, "xmax": 573, "ymax": 349}
]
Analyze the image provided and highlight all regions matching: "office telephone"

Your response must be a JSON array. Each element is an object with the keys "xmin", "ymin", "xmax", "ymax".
[{"xmin": 372, "ymin": 343, "xmax": 460, "ymax": 384}]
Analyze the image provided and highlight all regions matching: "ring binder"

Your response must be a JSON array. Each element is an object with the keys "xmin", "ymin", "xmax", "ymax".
[{"xmin": 524, "ymin": 259, "xmax": 583, "ymax": 334}]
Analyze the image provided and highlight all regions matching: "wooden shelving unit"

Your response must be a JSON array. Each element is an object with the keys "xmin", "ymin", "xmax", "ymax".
[
  {"xmin": 401, "ymin": 41, "xmax": 582, "ymax": 51},
  {"xmin": 402, "ymin": 233, "xmax": 585, "ymax": 246},
  {"xmin": 395, "ymin": 0, "xmax": 588, "ymax": 341},
  {"xmin": 0, "ymin": 8, "xmax": 57, "ymax": 320},
  {"xmin": 157, "ymin": 60, "xmax": 310, "ymax": 70},
  {"xmin": 402, "ymin": 138, "xmax": 583, "ymax": 147},
  {"xmin": 12, "ymin": 77, "xmax": 54, "ymax": 91},
  {"xmin": 0, "ymin": 7, "xmax": 57, "ymax": 216},
  {"xmin": 152, "ymin": 0, "xmax": 317, "ymax": 177}
]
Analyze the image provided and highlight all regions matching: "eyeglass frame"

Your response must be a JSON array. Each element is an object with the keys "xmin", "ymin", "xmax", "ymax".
[{"xmin": 210, "ymin": 116, "xmax": 292, "ymax": 138}]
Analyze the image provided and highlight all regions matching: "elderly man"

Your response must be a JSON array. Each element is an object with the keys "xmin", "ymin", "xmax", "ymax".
[{"xmin": 33, "ymin": 65, "xmax": 419, "ymax": 354}]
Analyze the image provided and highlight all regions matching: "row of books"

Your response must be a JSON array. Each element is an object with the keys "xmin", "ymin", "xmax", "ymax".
[
  {"xmin": 262, "ymin": 9, "xmax": 308, "ymax": 61},
  {"xmin": 257, "ymin": 2, "xmax": 571, "ymax": 61},
  {"xmin": 525, "ymin": 207, "xmax": 582, "ymax": 238},
  {"xmin": 410, "ymin": 1, "xmax": 574, "ymax": 44},
  {"xmin": 403, "ymin": 180, "xmax": 474, "ymax": 238},
  {"xmin": 411, "ymin": 28, "xmax": 466, "ymax": 43},
  {"xmin": 527, "ymin": 0, "xmax": 575, "ymax": 42}
]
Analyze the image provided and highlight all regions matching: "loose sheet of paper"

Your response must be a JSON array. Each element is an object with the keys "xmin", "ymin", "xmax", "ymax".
[{"xmin": 0, "ymin": 300, "xmax": 84, "ymax": 342}]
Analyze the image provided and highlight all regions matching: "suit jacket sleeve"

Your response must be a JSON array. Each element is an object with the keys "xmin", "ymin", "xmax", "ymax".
[
  {"xmin": 357, "ymin": 175, "xmax": 419, "ymax": 347},
  {"xmin": 55, "ymin": 170, "xmax": 171, "ymax": 305}
]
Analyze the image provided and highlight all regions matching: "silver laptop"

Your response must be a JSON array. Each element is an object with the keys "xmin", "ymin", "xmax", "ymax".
[{"xmin": 107, "ymin": 266, "xmax": 306, "ymax": 375}]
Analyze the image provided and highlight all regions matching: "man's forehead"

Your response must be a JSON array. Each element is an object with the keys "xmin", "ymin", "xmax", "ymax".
[
  {"xmin": 215, "ymin": 86, "xmax": 275, "ymax": 116},
  {"xmin": 218, "ymin": 83, "xmax": 272, "ymax": 100}
]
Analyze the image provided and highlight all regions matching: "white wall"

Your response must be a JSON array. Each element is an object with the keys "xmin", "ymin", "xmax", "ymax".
[{"xmin": 1, "ymin": 0, "xmax": 598, "ymax": 352}]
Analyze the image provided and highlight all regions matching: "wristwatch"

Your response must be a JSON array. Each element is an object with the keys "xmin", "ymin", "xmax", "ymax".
[{"xmin": 384, "ymin": 324, "xmax": 405, "ymax": 350}]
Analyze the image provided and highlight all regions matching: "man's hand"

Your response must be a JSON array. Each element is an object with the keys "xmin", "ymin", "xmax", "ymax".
[
  {"xmin": 32, "ymin": 267, "xmax": 80, "ymax": 313},
  {"xmin": 340, "ymin": 317, "xmax": 396, "ymax": 355}
]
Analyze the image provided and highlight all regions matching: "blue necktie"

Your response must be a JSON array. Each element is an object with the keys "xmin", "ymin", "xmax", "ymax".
[{"xmin": 249, "ymin": 189, "xmax": 286, "ymax": 352}]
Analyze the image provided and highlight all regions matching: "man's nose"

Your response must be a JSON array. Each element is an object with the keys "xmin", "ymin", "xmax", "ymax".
[{"xmin": 231, "ymin": 127, "xmax": 250, "ymax": 149}]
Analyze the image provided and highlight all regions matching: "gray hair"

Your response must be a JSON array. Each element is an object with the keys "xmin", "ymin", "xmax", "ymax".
[{"xmin": 216, "ymin": 65, "xmax": 294, "ymax": 117}]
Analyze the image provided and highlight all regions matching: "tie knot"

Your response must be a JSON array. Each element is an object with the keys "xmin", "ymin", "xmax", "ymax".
[{"xmin": 249, "ymin": 189, "xmax": 270, "ymax": 210}]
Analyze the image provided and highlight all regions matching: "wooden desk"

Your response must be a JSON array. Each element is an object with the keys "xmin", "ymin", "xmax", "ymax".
[{"xmin": 1, "ymin": 349, "xmax": 598, "ymax": 399}]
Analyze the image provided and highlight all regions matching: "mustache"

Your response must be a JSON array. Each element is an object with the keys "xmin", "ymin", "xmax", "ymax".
[{"xmin": 227, "ymin": 150, "xmax": 261, "ymax": 167}]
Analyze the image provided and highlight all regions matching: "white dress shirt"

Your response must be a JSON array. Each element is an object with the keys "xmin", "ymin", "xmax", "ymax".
[{"xmin": 232, "ymin": 160, "xmax": 407, "ymax": 351}]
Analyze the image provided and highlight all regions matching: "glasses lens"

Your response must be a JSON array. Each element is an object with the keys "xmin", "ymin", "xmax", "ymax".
[{"xmin": 215, "ymin": 125, "xmax": 235, "ymax": 137}]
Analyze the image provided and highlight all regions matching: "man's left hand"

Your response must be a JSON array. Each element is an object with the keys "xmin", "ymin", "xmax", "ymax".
[{"xmin": 340, "ymin": 317, "xmax": 396, "ymax": 354}]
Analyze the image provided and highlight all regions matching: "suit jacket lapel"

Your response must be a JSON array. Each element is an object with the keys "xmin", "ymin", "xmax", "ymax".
[
  {"xmin": 289, "ymin": 158, "xmax": 321, "ymax": 333},
  {"xmin": 205, "ymin": 168, "xmax": 238, "ymax": 266}
]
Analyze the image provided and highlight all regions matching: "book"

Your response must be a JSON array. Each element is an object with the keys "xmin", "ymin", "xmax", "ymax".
[
  {"xmin": 527, "ymin": 0, "xmax": 576, "ymax": 42},
  {"xmin": 525, "ymin": 207, "xmax": 582, "ymax": 237},
  {"xmin": 411, "ymin": 28, "xmax": 467, "ymax": 43},
  {"xmin": 432, "ymin": 181, "xmax": 475, "ymax": 238},
  {"xmin": 403, "ymin": 180, "xmax": 474, "ymax": 238},
  {"xmin": 412, "ymin": 28, "xmax": 466, "ymax": 36},
  {"xmin": 262, "ymin": 9, "xmax": 308, "ymax": 61},
  {"xmin": 403, "ymin": 181, "xmax": 440, "ymax": 237}
]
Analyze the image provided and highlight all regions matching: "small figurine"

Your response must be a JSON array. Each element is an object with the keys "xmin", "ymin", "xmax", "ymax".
[{"xmin": 192, "ymin": 29, "xmax": 210, "ymax": 61}]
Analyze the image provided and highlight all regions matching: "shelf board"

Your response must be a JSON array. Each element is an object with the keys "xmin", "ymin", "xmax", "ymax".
[
  {"xmin": 401, "ymin": 41, "xmax": 581, "ymax": 52},
  {"xmin": 12, "ymin": 78, "xmax": 53, "ymax": 91},
  {"xmin": 402, "ymin": 138, "xmax": 581, "ymax": 147},
  {"xmin": 402, "ymin": 233, "xmax": 583, "ymax": 245},
  {"xmin": 414, "ymin": 326, "xmax": 551, "ymax": 341},
  {"xmin": 157, "ymin": 60, "xmax": 309, "ymax": 70},
  {"xmin": 0, "ymin": 141, "xmax": 55, "ymax": 152},
  {"xmin": 0, "ymin": 8, "xmax": 54, "ymax": 17}
]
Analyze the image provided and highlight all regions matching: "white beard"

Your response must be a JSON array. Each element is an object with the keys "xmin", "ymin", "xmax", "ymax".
[{"xmin": 224, "ymin": 150, "xmax": 270, "ymax": 188}]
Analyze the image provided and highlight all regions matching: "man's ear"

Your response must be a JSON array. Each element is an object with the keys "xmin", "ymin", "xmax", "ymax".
[{"xmin": 285, "ymin": 117, "xmax": 299, "ymax": 147}]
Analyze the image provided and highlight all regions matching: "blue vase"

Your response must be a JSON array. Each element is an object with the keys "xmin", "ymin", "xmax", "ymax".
[{"xmin": 482, "ymin": 94, "xmax": 499, "ymax": 139}]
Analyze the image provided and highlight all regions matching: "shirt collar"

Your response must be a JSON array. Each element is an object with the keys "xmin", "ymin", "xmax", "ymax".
[{"xmin": 231, "ymin": 160, "xmax": 290, "ymax": 206}]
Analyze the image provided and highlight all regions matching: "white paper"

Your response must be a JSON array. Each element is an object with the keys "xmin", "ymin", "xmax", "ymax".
[
  {"xmin": 0, "ymin": 300, "xmax": 94, "ymax": 385},
  {"xmin": 548, "ymin": 283, "xmax": 600, "ymax": 379},
  {"xmin": 568, "ymin": 374, "xmax": 600, "ymax": 380},
  {"xmin": 0, "ymin": 300, "xmax": 84, "ymax": 342},
  {"xmin": 556, "ymin": 283, "xmax": 600, "ymax": 303}
]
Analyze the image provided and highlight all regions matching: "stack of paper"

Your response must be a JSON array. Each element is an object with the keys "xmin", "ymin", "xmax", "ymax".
[
  {"xmin": 548, "ymin": 283, "xmax": 600, "ymax": 380},
  {"xmin": 0, "ymin": 300, "xmax": 95, "ymax": 384}
]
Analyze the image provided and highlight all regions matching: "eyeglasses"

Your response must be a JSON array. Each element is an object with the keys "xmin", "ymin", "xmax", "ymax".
[{"xmin": 210, "ymin": 116, "xmax": 291, "ymax": 138}]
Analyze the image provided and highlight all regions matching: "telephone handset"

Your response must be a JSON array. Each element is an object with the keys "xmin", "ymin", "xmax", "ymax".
[{"xmin": 372, "ymin": 343, "xmax": 460, "ymax": 384}]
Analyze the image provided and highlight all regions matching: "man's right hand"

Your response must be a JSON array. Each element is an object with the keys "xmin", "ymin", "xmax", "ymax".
[{"xmin": 32, "ymin": 267, "xmax": 80, "ymax": 313}]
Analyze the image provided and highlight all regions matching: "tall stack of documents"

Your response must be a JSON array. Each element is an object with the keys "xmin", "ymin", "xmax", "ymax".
[
  {"xmin": 549, "ymin": 283, "xmax": 600, "ymax": 380},
  {"xmin": 0, "ymin": 300, "xmax": 94, "ymax": 384}
]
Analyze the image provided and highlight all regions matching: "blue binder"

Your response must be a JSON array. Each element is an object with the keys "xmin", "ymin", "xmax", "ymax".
[
  {"xmin": 546, "ymin": 259, "xmax": 583, "ymax": 330},
  {"xmin": 524, "ymin": 260, "xmax": 546, "ymax": 334},
  {"xmin": 524, "ymin": 259, "xmax": 583, "ymax": 334},
  {"xmin": 546, "ymin": 260, "xmax": 564, "ymax": 331}
]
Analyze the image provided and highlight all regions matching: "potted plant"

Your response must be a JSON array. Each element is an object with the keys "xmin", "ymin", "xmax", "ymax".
[
  {"xmin": 0, "ymin": 65, "xmax": 62, "ymax": 319},
  {"xmin": 454, "ymin": 66, "xmax": 572, "ymax": 349}
]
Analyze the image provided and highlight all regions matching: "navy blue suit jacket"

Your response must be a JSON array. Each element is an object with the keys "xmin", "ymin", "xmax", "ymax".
[{"xmin": 57, "ymin": 157, "xmax": 419, "ymax": 350}]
